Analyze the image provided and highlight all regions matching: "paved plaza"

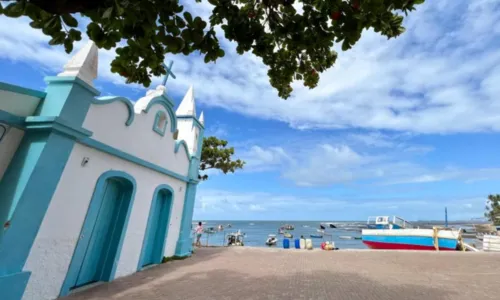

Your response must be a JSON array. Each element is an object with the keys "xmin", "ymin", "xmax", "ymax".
[{"xmin": 62, "ymin": 247, "xmax": 500, "ymax": 300}]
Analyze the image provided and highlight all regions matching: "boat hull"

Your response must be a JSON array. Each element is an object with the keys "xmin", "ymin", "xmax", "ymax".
[{"xmin": 362, "ymin": 228, "xmax": 460, "ymax": 251}]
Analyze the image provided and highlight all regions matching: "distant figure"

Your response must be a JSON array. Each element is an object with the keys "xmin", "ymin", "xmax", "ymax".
[{"xmin": 195, "ymin": 221, "xmax": 203, "ymax": 247}]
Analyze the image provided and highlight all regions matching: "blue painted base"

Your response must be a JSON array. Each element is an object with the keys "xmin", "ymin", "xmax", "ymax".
[
  {"xmin": 0, "ymin": 271, "xmax": 31, "ymax": 300},
  {"xmin": 362, "ymin": 235, "xmax": 458, "ymax": 250},
  {"xmin": 175, "ymin": 236, "xmax": 194, "ymax": 257}
]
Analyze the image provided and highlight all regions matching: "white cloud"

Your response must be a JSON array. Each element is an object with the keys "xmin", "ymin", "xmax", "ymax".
[
  {"xmin": 195, "ymin": 188, "xmax": 487, "ymax": 221},
  {"xmin": 237, "ymin": 142, "xmax": 500, "ymax": 187},
  {"xmin": 1, "ymin": 1, "xmax": 500, "ymax": 133},
  {"xmin": 240, "ymin": 145, "xmax": 293, "ymax": 172}
]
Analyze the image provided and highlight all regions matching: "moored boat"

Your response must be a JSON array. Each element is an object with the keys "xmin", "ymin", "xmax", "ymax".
[
  {"xmin": 362, "ymin": 216, "xmax": 461, "ymax": 251},
  {"xmin": 310, "ymin": 234, "xmax": 323, "ymax": 238},
  {"xmin": 266, "ymin": 234, "xmax": 278, "ymax": 246},
  {"xmin": 284, "ymin": 232, "xmax": 293, "ymax": 238}
]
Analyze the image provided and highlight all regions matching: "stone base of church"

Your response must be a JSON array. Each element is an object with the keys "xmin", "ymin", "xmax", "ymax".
[{"xmin": 0, "ymin": 271, "xmax": 31, "ymax": 300}]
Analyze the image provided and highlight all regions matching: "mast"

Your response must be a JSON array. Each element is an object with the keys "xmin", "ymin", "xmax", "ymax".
[{"xmin": 444, "ymin": 207, "xmax": 448, "ymax": 228}]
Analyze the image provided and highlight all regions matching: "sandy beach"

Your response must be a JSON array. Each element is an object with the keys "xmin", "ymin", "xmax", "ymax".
[{"xmin": 61, "ymin": 247, "xmax": 500, "ymax": 300}]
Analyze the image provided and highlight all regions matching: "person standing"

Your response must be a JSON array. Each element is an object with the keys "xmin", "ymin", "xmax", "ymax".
[{"xmin": 194, "ymin": 221, "xmax": 203, "ymax": 247}]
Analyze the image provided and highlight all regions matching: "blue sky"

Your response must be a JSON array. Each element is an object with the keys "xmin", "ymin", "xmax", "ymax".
[{"xmin": 1, "ymin": 0, "xmax": 499, "ymax": 221}]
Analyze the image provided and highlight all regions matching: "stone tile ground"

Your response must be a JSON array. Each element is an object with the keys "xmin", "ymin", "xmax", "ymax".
[{"xmin": 61, "ymin": 247, "xmax": 500, "ymax": 300}]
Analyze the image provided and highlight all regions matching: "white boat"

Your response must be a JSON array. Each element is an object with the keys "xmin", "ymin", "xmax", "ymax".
[{"xmin": 266, "ymin": 234, "xmax": 278, "ymax": 246}]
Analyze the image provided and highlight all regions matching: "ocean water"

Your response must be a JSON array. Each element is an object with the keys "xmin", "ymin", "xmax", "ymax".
[
  {"xmin": 193, "ymin": 220, "xmax": 367, "ymax": 249},
  {"xmin": 193, "ymin": 220, "xmax": 480, "ymax": 250}
]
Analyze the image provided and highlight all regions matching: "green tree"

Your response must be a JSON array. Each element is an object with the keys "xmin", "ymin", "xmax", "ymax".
[
  {"xmin": 199, "ymin": 136, "xmax": 245, "ymax": 180},
  {"xmin": 0, "ymin": 0, "xmax": 425, "ymax": 99},
  {"xmin": 485, "ymin": 194, "xmax": 500, "ymax": 226}
]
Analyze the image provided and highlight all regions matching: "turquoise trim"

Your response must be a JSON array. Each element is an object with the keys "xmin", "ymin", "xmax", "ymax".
[
  {"xmin": 0, "ymin": 81, "xmax": 46, "ymax": 99},
  {"xmin": 43, "ymin": 76, "xmax": 100, "ymax": 96},
  {"xmin": 176, "ymin": 115, "xmax": 204, "ymax": 129},
  {"xmin": 91, "ymin": 96, "xmax": 135, "ymax": 126},
  {"xmin": 24, "ymin": 116, "xmax": 92, "ymax": 141},
  {"xmin": 0, "ymin": 271, "xmax": 31, "ymax": 300},
  {"xmin": 60, "ymin": 170, "xmax": 137, "ymax": 296},
  {"xmin": 175, "ymin": 182, "xmax": 197, "ymax": 257},
  {"xmin": 137, "ymin": 184, "xmax": 174, "ymax": 270},
  {"xmin": 175, "ymin": 140, "xmax": 190, "ymax": 158},
  {"xmin": 79, "ymin": 138, "xmax": 189, "ymax": 182},
  {"xmin": 38, "ymin": 76, "xmax": 98, "ymax": 129},
  {"xmin": 153, "ymin": 111, "xmax": 168, "ymax": 136},
  {"xmin": 0, "ymin": 131, "xmax": 76, "ymax": 268},
  {"xmin": 0, "ymin": 110, "xmax": 24, "ymax": 128},
  {"xmin": 145, "ymin": 96, "xmax": 177, "ymax": 133}
]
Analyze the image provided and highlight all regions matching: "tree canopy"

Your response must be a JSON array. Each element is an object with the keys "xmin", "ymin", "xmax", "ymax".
[
  {"xmin": 485, "ymin": 194, "xmax": 500, "ymax": 226},
  {"xmin": 199, "ymin": 136, "xmax": 245, "ymax": 180},
  {"xmin": 0, "ymin": 0, "xmax": 424, "ymax": 99}
]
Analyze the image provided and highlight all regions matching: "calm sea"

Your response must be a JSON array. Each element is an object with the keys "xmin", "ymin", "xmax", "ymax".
[
  {"xmin": 193, "ymin": 220, "xmax": 478, "ymax": 249},
  {"xmin": 193, "ymin": 220, "xmax": 367, "ymax": 249}
]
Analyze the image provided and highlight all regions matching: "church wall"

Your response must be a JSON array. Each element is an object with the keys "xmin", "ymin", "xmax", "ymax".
[
  {"xmin": 0, "ymin": 125, "xmax": 24, "ymax": 181},
  {"xmin": 82, "ymin": 100, "xmax": 190, "ymax": 176},
  {"xmin": 22, "ymin": 142, "xmax": 188, "ymax": 300}
]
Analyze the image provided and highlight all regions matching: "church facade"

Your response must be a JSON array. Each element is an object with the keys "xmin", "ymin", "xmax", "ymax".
[{"xmin": 0, "ymin": 42, "xmax": 204, "ymax": 300}]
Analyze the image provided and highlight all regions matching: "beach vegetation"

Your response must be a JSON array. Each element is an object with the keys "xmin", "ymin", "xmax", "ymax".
[
  {"xmin": 0, "ymin": 0, "xmax": 425, "ymax": 99},
  {"xmin": 485, "ymin": 194, "xmax": 500, "ymax": 225},
  {"xmin": 200, "ymin": 136, "xmax": 245, "ymax": 181}
]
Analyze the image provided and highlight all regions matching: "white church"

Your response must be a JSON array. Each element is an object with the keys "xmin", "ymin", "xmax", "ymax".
[{"xmin": 0, "ymin": 42, "xmax": 204, "ymax": 300}]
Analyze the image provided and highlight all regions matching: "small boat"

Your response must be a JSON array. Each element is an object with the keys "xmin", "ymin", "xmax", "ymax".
[
  {"xmin": 339, "ymin": 236, "xmax": 353, "ymax": 240},
  {"xmin": 319, "ymin": 224, "xmax": 326, "ymax": 230},
  {"xmin": 310, "ymin": 234, "xmax": 323, "ymax": 238},
  {"xmin": 227, "ymin": 231, "xmax": 245, "ymax": 246},
  {"xmin": 266, "ymin": 234, "xmax": 278, "ymax": 246},
  {"xmin": 278, "ymin": 227, "xmax": 285, "ymax": 234},
  {"xmin": 284, "ymin": 232, "xmax": 293, "ymax": 238},
  {"xmin": 217, "ymin": 225, "xmax": 224, "ymax": 231},
  {"xmin": 283, "ymin": 224, "xmax": 295, "ymax": 230},
  {"xmin": 321, "ymin": 223, "xmax": 337, "ymax": 229},
  {"xmin": 226, "ymin": 224, "xmax": 232, "ymax": 228},
  {"xmin": 204, "ymin": 227, "xmax": 217, "ymax": 234},
  {"xmin": 317, "ymin": 229, "xmax": 325, "ymax": 234},
  {"xmin": 362, "ymin": 216, "xmax": 462, "ymax": 250}
]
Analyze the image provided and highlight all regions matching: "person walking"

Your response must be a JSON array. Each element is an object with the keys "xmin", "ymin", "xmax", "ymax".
[{"xmin": 194, "ymin": 221, "xmax": 203, "ymax": 247}]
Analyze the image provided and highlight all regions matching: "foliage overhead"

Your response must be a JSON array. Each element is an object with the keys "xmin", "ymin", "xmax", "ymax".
[
  {"xmin": 0, "ymin": 0, "xmax": 425, "ymax": 98},
  {"xmin": 485, "ymin": 194, "xmax": 500, "ymax": 226},
  {"xmin": 199, "ymin": 136, "xmax": 245, "ymax": 180}
]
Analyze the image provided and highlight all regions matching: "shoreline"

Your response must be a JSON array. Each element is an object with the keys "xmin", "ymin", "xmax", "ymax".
[{"xmin": 194, "ymin": 245, "xmax": 490, "ymax": 253}]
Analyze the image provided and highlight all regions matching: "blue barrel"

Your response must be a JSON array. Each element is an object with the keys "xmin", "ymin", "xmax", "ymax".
[
  {"xmin": 283, "ymin": 238, "xmax": 290, "ymax": 249},
  {"xmin": 294, "ymin": 239, "xmax": 300, "ymax": 249}
]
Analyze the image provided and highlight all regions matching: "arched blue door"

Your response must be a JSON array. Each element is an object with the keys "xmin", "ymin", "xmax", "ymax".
[
  {"xmin": 139, "ymin": 186, "xmax": 173, "ymax": 268},
  {"xmin": 60, "ymin": 171, "xmax": 136, "ymax": 296}
]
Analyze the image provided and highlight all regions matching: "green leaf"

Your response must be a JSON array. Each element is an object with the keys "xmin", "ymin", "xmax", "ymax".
[
  {"xmin": 64, "ymin": 39, "xmax": 73, "ymax": 53},
  {"xmin": 102, "ymin": 7, "xmax": 113, "ymax": 19},
  {"xmin": 68, "ymin": 29, "xmax": 82, "ymax": 41},
  {"xmin": 61, "ymin": 14, "xmax": 78, "ymax": 27},
  {"xmin": 3, "ymin": 2, "xmax": 24, "ymax": 18},
  {"xmin": 217, "ymin": 49, "xmax": 225, "ymax": 58},
  {"xmin": 183, "ymin": 12, "xmax": 193, "ymax": 24}
]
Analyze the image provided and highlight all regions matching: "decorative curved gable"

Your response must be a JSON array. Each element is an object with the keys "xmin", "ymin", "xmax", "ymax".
[
  {"xmin": 91, "ymin": 96, "xmax": 135, "ymax": 126},
  {"xmin": 175, "ymin": 140, "xmax": 191, "ymax": 160},
  {"xmin": 134, "ymin": 85, "xmax": 177, "ymax": 133}
]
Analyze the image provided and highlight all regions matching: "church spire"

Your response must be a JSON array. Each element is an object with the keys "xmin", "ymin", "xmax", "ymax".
[
  {"xmin": 57, "ymin": 41, "xmax": 98, "ymax": 87},
  {"xmin": 199, "ymin": 111, "xmax": 204, "ymax": 125},
  {"xmin": 176, "ymin": 85, "xmax": 196, "ymax": 117}
]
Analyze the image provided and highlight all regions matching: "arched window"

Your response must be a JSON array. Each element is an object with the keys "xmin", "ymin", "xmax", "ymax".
[{"xmin": 153, "ymin": 111, "xmax": 168, "ymax": 136}]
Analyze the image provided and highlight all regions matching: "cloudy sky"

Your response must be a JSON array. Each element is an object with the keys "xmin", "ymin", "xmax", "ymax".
[{"xmin": 1, "ymin": 0, "xmax": 499, "ymax": 221}]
